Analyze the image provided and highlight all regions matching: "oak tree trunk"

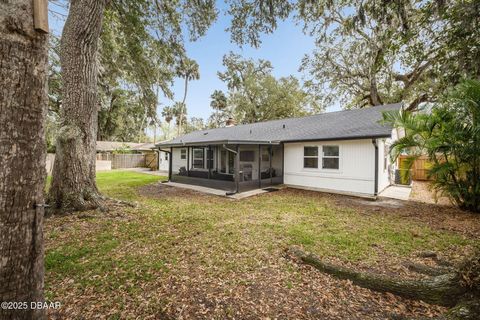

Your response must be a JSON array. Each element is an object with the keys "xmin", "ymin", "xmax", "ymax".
[
  {"xmin": 48, "ymin": 0, "xmax": 107, "ymax": 212},
  {"xmin": 0, "ymin": 1, "xmax": 48, "ymax": 319}
]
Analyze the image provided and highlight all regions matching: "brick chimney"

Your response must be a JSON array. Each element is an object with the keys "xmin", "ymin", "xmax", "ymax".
[{"xmin": 225, "ymin": 117, "xmax": 236, "ymax": 127}]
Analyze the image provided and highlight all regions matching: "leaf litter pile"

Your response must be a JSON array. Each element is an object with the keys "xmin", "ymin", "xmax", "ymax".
[{"xmin": 44, "ymin": 173, "xmax": 480, "ymax": 319}]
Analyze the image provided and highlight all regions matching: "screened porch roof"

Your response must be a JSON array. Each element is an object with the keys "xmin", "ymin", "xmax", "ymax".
[
  {"xmin": 156, "ymin": 103, "xmax": 402, "ymax": 148},
  {"xmin": 158, "ymin": 139, "xmax": 281, "ymax": 148}
]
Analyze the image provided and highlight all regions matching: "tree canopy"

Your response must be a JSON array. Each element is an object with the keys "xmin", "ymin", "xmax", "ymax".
[
  {"xmin": 225, "ymin": 0, "xmax": 479, "ymax": 110},
  {"xmin": 212, "ymin": 53, "xmax": 320, "ymax": 125}
]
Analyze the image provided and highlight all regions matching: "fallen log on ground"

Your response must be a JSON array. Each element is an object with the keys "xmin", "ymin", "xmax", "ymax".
[
  {"xmin": 402, "ymin": 261, "xmax": 453, "ymax": 276},
  {"xmin": 287, "ymin": 247, "xmax": 479, "ymax": 316}
]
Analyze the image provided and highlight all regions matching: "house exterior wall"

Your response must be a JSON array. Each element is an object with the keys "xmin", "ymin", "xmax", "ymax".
[
  {"xmin": 172, "ymin": 147, "xmax": 187, "ymax": 173},
  {"xmin": 158, "ymin": 151, "xmax": 169, "ymax": 171},
  {"xmin": 283, "ymin": 139, "xmax": 377, "ymax": 196},
  {"xmin": 377, "ymin": 139, "xmax": 390, "ymax": 193}
]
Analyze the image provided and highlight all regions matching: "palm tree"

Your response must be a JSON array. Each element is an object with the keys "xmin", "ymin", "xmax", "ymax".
[
  {"xmin": 209, "ymin": 90, "xmax": 228, "ymax": 127},
  {"xmin": 210, "ymin": 90, "xmax": 227, "ymax": 110},
  {"xmin": 176, "ymin": 58, "xmax": 200, "ymax": 135},
  {"xmin": 383, "ymin": 79, "xmax": 480, "ymax": 212},
  {"xmin": 161, "ymin": 105, "xmax": 175, "ymax": 124}
]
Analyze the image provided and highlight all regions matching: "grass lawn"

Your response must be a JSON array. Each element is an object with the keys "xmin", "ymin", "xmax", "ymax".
[{"xmin": 44, "ymin": 171, "xmax": 480, "ymax": 319}]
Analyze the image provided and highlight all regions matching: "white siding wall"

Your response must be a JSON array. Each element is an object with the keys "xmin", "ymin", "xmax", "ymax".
[
  {"xmin": 284, "ymin": 139, "xmax": 376, "ymax": 196},
  {"xmin": 158, "ymin": 151, "xmax": 169, "ymax": 171},
  {"xmin": 172, "ymin": 147, "xmax": 187, "ymax": 173},
  {"xmin": 377, "ymin": 139, "xmax": 390, "ymax": 192}
]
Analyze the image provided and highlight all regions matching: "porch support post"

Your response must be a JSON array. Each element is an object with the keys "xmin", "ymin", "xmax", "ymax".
[
  {"xmin": 208, "ymin": 145, "xmax": 212, "ymax": 179},
  {"xmin": 258, "ymin": 145, "xmax": 262, "ymax": 188},
  {"xmin": 168, "ymin": 147, "xmax": 173, "ymax": 181},
  {"xmin": 281, "ymin": 143, "xmax": 285, "ymax": 184},
  {"xmin": 187, "ymin": 146, "xmax": 190, "ymax": 176},
  {"xmin": 269, "ymin": 145, "xmax": 273, "ymax": 185},
  {"xmin": 234, "ymin": 144, "xmax": 240, "ymax": 193}
]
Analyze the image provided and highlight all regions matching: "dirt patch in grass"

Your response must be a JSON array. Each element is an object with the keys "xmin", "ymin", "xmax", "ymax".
[
  {"xmin": 410, "ymin": 181, "xmax": 452, "ymax": 206},
  {"xmin": 138, "ymin": 182, "xmax": 215, "ymax": 199},
  {"xmin": 44, "ymin": 174, "xmax": 479, "ymax": 319}
]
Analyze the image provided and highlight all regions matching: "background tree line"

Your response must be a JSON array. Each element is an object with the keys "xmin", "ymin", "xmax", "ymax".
[{"xmin": 1, "ymin": 1, "xmax": 479, "ymax": 319}]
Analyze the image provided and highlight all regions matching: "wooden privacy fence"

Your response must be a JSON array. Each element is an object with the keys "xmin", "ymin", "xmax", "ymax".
[
  {"xmin": 398, "ymin": 155, "xmax": 433, "ymax": 181},
  {"xmin": 145, "ymin": 153, "xmax": 158, "ymax": 170},
  {"xmin": 111, "ymin": 154, "xmax": 146, "ymax": 169}
]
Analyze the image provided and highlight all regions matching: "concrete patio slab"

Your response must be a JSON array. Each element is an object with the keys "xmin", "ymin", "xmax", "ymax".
[
  {"xmin": 122, "ymin": 168, "xmax": 169, "ymax": 176},
  {"xmin": 227, "ymin": 188, "xmax": 268, "ymax": 199},
  {"xmin": 162, "ymin": 181, "xmax": 227, "ymax": 196},
  {"xmin": 379, "ymin": 185, "xmax": 412, "ymax": 201},
  {"xmin": 161, "ymin": 181, "xmax": 283, "ymax": 199}
]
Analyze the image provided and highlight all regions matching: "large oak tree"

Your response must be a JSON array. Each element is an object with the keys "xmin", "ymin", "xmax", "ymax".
[
  {"xmin": 48, "ymin": 0, "xmax": 216, "ymax": 212},
  {"xmin": 48, "ymin": 0, "xmax": 109, "ymax": 212},
  {"xmin": 225, "ymin": 0, "xmax": 479, "ymax": 110},
  {"xmin": 0, "ymin": 1, "xmax": 48, "ymax": 319}
]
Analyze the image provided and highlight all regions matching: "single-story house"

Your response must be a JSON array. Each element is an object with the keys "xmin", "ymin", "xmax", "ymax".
[{"xmin": 156, "ymin": 103, "xmax": 402, "ymax": 197}]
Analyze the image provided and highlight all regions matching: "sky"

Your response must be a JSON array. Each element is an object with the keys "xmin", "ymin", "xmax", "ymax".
[
  {"xmin": 48, "ymin": 2, "xmax": 338, "ymax": 123},
  {"xmin": 164, "ymin": 14, "xmax": 322, "ymax": 120}
]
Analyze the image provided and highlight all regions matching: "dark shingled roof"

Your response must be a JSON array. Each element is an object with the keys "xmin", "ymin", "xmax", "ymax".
[{"xmin": 157, "ymin": 103, "xmax": 402, "ymax": 147}]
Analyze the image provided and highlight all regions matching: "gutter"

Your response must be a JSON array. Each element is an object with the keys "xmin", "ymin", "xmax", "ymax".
[
  {"xmin": 158, "ymin": 148, "xmax": 171, "ymax": 154},
  {"xmin": 222, "ymin": 144, "xmax": 238, "ymax": 154},
  {"xmin": 372, "ymin": 139, "xmax": 378, "ymax": 197},
  {"xmin": 157, "ymin": 139, "xmax": 281, "ymax": 148}
]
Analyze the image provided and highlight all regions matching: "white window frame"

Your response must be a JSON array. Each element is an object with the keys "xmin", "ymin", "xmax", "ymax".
[
  {"xmin": 321, "ymin": 145, "xmax": 340, "ymax": 170},
  {"xmin": 192, "ymin": 148, "xmax": 205, "ymax": 169},
  {"xmin": 303, "ymin": 146, "xmax": 319, "ymax": 169},
  {"xmin": 180, "ymin": 148, "xmax": 186, "ymax": 160}
]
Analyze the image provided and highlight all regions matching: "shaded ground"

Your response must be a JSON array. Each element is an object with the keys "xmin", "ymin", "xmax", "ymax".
[
  {"xmin": 45, "ymin": 172, "xmax": 480, "ymax": 319},
  {"xmin": 410, "ymin": 181, "xmax": 452, "ymax": 206}
]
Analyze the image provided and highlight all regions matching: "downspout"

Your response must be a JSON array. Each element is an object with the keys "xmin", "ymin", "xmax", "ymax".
[
  {"xmin": 155, "ymin": 149, "xmax": 160, "ymax": 171},
  {"xmin": 372, "ymin": 139, "xmax": 379, "ymax": 197}
]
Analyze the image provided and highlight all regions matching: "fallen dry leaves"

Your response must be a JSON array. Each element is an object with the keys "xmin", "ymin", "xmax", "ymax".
[{"xmin": 44, "ymin": 182, "xmax": 480, "ymax": 319}]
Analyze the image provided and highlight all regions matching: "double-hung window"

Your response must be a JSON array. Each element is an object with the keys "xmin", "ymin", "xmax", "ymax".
[
  {"xmin": 192, "ymin": 148, "xmax": 204, "ymax": 169},
  {"xmin": 180, "ymin": 148, "xmax": 186, "ymax": 160},
  {"xmin": 303, "ymin": 146, "xmax": 318, "ymax": 168},
  {"xmin": 322, "ymin": 145, "xmax": 339, "ymax": 169}
]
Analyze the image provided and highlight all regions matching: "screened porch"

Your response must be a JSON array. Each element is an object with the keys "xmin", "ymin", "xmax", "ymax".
[{"xmin": 168, "ymin": 144, "xmax": 283, "ymax": 194}]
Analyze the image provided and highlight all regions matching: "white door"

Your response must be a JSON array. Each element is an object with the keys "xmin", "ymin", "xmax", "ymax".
[{"xmin": 158, "ymin": 151, "xmax": 169, "ymax": 171}]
